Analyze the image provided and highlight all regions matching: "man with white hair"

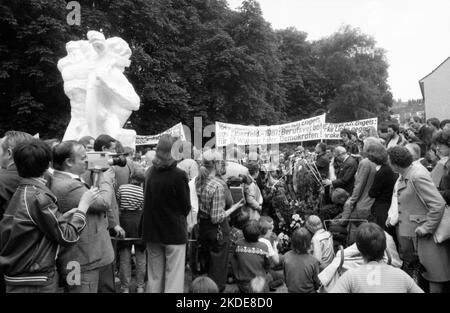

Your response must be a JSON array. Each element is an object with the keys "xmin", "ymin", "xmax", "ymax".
[
  {"xmin": 405, "ymin": 143, "xmax": 427, "ymax": 170},
  {"xmin": 325, "ymin": 146, "xmax": 358, "ymax": 195}
]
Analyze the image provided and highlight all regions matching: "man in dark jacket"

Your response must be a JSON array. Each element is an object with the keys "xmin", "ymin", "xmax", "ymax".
[
  {"xmin": 0, "ymin": 131, "xmax": 34, "ymax": 293},
  {"xmin": 330, "ymin": 146, "xmax": 358, "ymax": 195},
  {"xmin": 0, "ymin": 131, "xmax": 34, "ymax": 220},
  {"xmin": 0, "ymin": 139, "xmax": 98, "ymax": 293},
  {"xmin": 141, "ymin": 134, "xmax": 191, "ymax": 293},
  {"xmin": 49, "ymin": 141, "xmax": 115, "ymax": 293},
  {"xmin": 315, "ymin": 142, "xmax": 330, "ymax": 180},
  {"xmin": 340, "ymin": 129, "xmax": 359, "ymax": 155}
]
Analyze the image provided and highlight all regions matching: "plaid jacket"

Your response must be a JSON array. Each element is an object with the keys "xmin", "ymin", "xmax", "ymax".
[{"xmin": 197, "ymin": 176, "xmax": 227, "ymax": 224}]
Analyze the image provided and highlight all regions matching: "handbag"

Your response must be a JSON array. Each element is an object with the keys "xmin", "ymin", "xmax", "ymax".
[{"xmin": 410, "ymin": 180, "xmax": 450, "ymax": 244}]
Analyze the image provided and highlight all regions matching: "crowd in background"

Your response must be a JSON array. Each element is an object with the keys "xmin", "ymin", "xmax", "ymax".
[{"xmin": 0, "ymin": 115, "xmax": 450, "ymax": 293}]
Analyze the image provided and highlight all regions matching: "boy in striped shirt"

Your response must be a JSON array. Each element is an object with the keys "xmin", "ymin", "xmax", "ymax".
[{"xmin": 116, "ymin": 165, "xmax": 146, "ymax": 293}]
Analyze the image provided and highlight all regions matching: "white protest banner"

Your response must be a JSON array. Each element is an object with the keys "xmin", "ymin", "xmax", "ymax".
[
  {"xmin": 215, "ymin": 114, "xmax": 326, "ymax": 146},
  {"xmin": 136, "ymin": 123, "xmax": 186, "ymax": 146},
  {"xmin": 322, "ymin": 117, "xmax": 378, "ymax": 140}
]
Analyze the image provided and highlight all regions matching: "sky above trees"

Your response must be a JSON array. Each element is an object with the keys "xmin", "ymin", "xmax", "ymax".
[{"xmin": 228, "ymin": 0, "xmax": 450, "ymax": 101}]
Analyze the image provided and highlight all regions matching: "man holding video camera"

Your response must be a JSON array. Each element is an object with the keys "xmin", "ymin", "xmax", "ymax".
[
  {"xmin": 50, "ymin": 140, "xmax": 116, "ymax": 293},
  {"xmin": 81, "ymin": 134, "xmax": 126, "ymax": 292}
]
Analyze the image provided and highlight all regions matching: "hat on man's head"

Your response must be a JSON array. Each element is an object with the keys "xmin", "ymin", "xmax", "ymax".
[
  {"xmin": 155, "ymin": 134, "xmax": 176, "ymax": 162},
  {"xmin": 305, "ymin": 215, "xmax": 323, "ymax": 234}
]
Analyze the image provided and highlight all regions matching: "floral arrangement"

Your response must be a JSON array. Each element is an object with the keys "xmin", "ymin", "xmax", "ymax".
[{"xmin": 276, "ymin": 213, "xmax": 305, "ymax": 254}]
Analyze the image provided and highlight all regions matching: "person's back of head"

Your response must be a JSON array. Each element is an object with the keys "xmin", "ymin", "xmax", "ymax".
[
  {"xmin": 258, "ymin": 217, "xmax": 273, "ymax": 239},
  {"xmin": 0, "ymin": 130, "xmax": 34, "ymax": 168},
  {"xmin": 123, "ymin": 146, "xmax": 135, "ymax": 158},
  {"xmin": 440, "ymin": 119, "xmax": 450, "ymax": 130},
  {"xmin": 331, "ymin": 188, "xmax": 349, "ymax": 205},
  {"xmin": 291, "ymin": 227, "xmax": 312, "ymax": 255},
  {"xmin": 365, "ymin": 142, "xmax": 388, "ymax": 165},
  {"xmin": 78, "ymin": 136, "xmax": 95, "ymax": 150},
  {"xmin": 387, "ymin": 146, "xmax": 413, "ymax": 169},
  {"xmin": 190, "ymin": 276, "xmax": 219, "ymax": 293},
  {"xmin": 305, "ymin": 215, "xmax": 323, "ymax": 235},
  {"xmin": 130, "ymin": 164, "xmax": 145, "ymax": 185},
  {"xmin": 13, "ymin": 139, "xmax": 51, "ymax": 178},
  {"xmin": 243, "ymin": 220, "xmax": 261, "ymax": 243},
  {"xmin": 356, "ymin": 222, "xmax": 386, "ymax": 262},
  {"xmin": 154, "ymin": 134, "xmax": 177, "ymax": 165},
  {"xmin": 234, "ymin": 210, "xmax": 250, "ymax": 230},
  {"xmin": 405, "ymin": 143, "xmax": 421, "ymax": 162},
  {"xmin": 250, "ymin": 276, "xmax": 267, "ymax": 293}
]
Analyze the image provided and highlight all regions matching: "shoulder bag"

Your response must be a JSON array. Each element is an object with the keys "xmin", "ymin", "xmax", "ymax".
[{"xmin": 410, "ymin": 180, "xmax": 450, "ymax": 244}]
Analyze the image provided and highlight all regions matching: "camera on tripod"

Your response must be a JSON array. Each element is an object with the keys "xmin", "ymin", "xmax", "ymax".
[{"xmin": 86, "ymin": 151, "xmax": 127, "ymax": 171}]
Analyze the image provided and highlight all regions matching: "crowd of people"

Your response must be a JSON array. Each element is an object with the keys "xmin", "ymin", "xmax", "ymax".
[{"xmin": 0, "ymin": 115, "xmax": 449, "ymax": 293}]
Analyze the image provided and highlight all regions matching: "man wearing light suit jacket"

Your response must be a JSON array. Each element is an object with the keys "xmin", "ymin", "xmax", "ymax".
[{"xmin": 49, "ymin": 141, "xmax": 115, "ymax": 293}]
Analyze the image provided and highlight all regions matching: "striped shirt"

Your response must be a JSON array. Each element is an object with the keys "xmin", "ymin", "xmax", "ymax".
[
  {"xmin": 117, "ymin": 184, "xmax": 144, "ymax": 211},
  {"xmin": 331, "ymin": 262, "xmax": 424, "ymax": 293}
]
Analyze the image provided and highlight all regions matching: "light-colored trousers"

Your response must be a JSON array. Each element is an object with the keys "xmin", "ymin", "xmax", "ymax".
[{"xmin": 146, "ymin": 242, "xmax": 186, "ymax": 293}]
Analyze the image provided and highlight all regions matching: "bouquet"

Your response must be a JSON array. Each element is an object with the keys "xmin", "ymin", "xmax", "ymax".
[{"xmin": 276, "ymin": 213, "xmax": 305, "ymax": 253}]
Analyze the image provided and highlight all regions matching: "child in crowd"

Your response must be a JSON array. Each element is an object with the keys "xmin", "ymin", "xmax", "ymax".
[
  {"xmin": 116, "ymin": 165, "xmax": 146, "ymax": 293},
  {"xmin": 190, "ymin": 276, "xmax": 219, "ymax": 293},
  {"xmin": 325, "ymin": 188, "xmax": 350, "ymax": 249},
  {"xmin": 228, "ymin": 210, "xmax": 251, "ymax": 283},
  {"xmin": 258, "ymin": 216, "xmax": 285, "ymax": 290},
  {"xmin": 305, "ymin": 215, "xmax": 334, "ymax": 271},
  {"xmin": 318, "ymin": 188, "xmax": 349, "ymax": 221},
  {"xmin": 231, "ymin": 220, "xmax": 270, "ymax": 293},
  {"xmin": 258, "ymin": 216, "xmax": 280, "ymax": 265},
  {"xmin": 283, "ymin": 228, "xmax": 321, "ymax": 293}
]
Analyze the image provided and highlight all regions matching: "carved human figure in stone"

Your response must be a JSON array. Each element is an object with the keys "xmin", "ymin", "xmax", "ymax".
[
  {"xmin": 59, "ymin": 30, "xmax": 140, "ymax": 147},
  {"xmin": 58, "ymin": 40, "xmax": 94, "ymax": 141}
]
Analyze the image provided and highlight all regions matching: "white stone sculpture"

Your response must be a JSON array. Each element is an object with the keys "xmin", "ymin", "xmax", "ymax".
[{"xmin": 58, "ymin": 30, "xmax": 140, "ymax": 148}]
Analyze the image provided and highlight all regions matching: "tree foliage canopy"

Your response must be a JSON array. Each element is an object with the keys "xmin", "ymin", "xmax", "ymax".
[{"xmin": 0, "ymin": 0, "xmax": 393, "ymax": 138}]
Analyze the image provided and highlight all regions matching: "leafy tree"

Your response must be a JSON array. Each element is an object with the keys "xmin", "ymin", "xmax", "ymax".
[
  {"xmin": 0, "ymin": 0, "xmax": 73, "ymax": 138},
  {"xmin": 314, "ymin": 25, "xmax": 392, "ymax": 122},
  {"xmin": 0, "ymin": 1, "xmax": 393, "ymax": 139}
]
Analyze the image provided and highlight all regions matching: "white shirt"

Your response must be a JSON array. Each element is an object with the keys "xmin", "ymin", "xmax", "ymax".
[
  {"xmin": 387, "ymin": 177, "xmax": 400, "ymax": 226},
  {"xmin": 258, "ymin": 237, "xmax": 275, "ymax": 257}
]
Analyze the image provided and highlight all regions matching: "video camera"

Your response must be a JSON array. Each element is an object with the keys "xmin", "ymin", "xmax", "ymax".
[{"xmin": 86, "ymin": 152, "xmax": 127, "ymax": 171}]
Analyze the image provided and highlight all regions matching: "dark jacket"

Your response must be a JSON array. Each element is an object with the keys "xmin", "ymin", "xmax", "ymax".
[
  {"xmin": 315, "ymin": 152, "xmax": 330, "ymax": 180},
  {"xmin": 49, "ymin": 171, "xmax": 114, "ymax": 274},
  {"xmin": 0, "ymin": 178, "xmax": 86, "ymax": 286},
  {"xmin": 345, "ymin": 142, "xmax": 360, "ymax": 155},
  {"xmin": 0, "ymin": 165, "xmax": 21, "ymax": 221},
  {"xmin": 369, "ymin": 164, "xmax": 398, "ymax": 204},
  {"xmin": 368, "ymin": 164, "xmax": 398, "ymax": 227},
  {"xmin": 141, "ymin": 160, "xmax": 191, "ymax": 245},
  {"xmin": 332, "ymin": 155, "xmax": 358, "ymax": 194}
]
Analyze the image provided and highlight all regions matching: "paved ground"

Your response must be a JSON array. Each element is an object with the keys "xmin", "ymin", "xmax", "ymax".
[{"xmin": 115, "ymin": 262, "xmax": 287, "ymax": 293}]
